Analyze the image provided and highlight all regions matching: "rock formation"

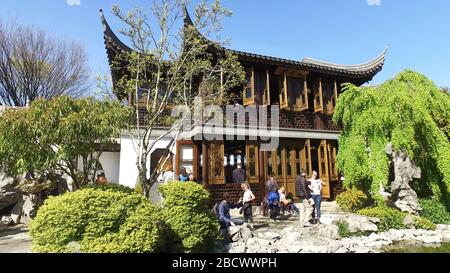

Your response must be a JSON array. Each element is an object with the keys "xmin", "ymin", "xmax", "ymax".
[{"xmin": 385, "ymin": 143, "xmax": 422, "ymax": 215}]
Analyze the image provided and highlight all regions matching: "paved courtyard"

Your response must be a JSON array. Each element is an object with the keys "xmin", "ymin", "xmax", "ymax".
[{"xmin": 0, "ymin": 225, "xmax": 31, "ymax": 253}]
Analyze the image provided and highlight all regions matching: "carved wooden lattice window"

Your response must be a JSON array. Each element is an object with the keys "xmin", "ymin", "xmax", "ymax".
[
  {"xmin": 246, "ymin": 143, "xmax": 259, "ymax": 184},
  {"xmin": 286, "ymin": 76, "xmax": 308, "ymax": 112},
  {"xmin": 279, "ymin": 72, "xmax": 288, "ymax": 109},
  {"xmin": 300, "ymin": 139, "xmax": 312, "ymax": 177},
  {"xmin": 322, "ymin": 79, "xmax": 338, "ymax": 115},
  {"xmin": 210, "ymin": 142, "xmax": 224, "ymax": 184},
  {"xmin": 243, "ymin": 68, "xmax": 255, "ymax": 106},
  {"xmin": 332, "ymin": 80, "xmax": 338, "ymax": 113},
  {"xmin": 328, "ymin": 142, "xmax": 338, "ymax": 181},
  {"xmin": 263, "ymin": 69, "xmax": 271, "ymax": 105},
  {"xmin": 313, "ymin": 78, "xmax": 324, "ymax": 113}
]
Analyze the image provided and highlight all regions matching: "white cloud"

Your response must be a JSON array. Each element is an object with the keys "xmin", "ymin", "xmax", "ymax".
[
  {"xmin": 367, "ymin": 0, "xmax": 381, "ymax": 6},
  {"xmin": 67, "ymin": 0, "xmax": 81, "ymax": 6}
]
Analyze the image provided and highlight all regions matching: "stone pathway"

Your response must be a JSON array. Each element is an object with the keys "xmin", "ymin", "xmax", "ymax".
[{"xmin": 0, "ymin": 225, "xmax": 31, "ymax": 253}]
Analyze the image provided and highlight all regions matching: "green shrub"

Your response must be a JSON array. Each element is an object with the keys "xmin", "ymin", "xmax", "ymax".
[
  {"xmin": 337, "ymin": 220, "xmax": 352, "ymax": 238},
  {"xmin": 159, "ymin": 181, "xmax": 210, "ymax": 210},
  {"xmin": 29, "ymin": 188, "xmax": 165, "ymax": 253},
  {"xmin": 413, "ymin": 216, "xmax": 437, "ymax": 231},
  {"xmin": 336, "ymin": 188, "xmax": 369, "ymax": 212},
  {"xmin": 159, "ymin": 182, "xmax": 220, "ymax": 253},
  {"xmin": 419, "ymin": 199, "xmax": 450, "ymax": 224},
  {"xmin": 358, "ymin": 207, "xmax": 406, "ymax": 231},
  {"xmin": 84, "ymin": 183, "xmax": 135, "ymax": 194},
  {"xmin": 135, "ymin": 180, "xmax": 143, "ymax": 195}
]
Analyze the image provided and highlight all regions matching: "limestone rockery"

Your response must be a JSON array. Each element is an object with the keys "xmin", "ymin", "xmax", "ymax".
[{"xmin": 222, "ymin": 211, "xmax": 450, "ymax": 253}]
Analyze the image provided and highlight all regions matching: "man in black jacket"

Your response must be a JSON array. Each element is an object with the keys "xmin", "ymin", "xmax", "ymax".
[{"xmin": 295, "ymin": 169, "xmax": 314, "ymax": 227}]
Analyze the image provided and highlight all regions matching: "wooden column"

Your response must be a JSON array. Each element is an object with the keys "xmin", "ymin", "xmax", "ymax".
[
  {"xmin": 258, "ymin": 141, "xmax": 266, "ymax": 202},
  {"xmin": 202, "ymin": 141, "xmax": 209, "ymax": 184}
]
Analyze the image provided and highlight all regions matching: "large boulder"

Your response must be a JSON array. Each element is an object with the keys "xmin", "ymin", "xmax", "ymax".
[
  {"xmin": 332, "ymin": 213, "xmax": 379, "ymax": 233},
  {"xmin": 0, "ymin": 174, "xmax": 20, "ymax": 212},
  {"xmin": 0, "ymin": 191, "xmax": 20, "ymax": 212},
  {"xmin": 385, "ymin": 143, "xmax": 422, "ymax": 215}
]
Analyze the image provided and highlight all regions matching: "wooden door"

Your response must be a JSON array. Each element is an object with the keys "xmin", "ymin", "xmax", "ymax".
[
  {"xmin": 284, "ymin": 143, "xmax": 297, "ymax": 195},
  {"xmin": 318, "ymin": 140, "xmax": 330, "ymax": 198}
]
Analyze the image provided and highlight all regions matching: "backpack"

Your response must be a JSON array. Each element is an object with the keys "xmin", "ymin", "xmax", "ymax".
[{"xmin": 267, "ymin": 191, "xmax": 279, "ymax": 206}]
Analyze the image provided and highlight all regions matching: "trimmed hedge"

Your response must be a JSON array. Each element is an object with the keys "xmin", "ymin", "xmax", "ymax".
[
  {"xmin": 29, "ymin": 188, "xmax": 165, "ymax": 253},
  {"xmin": 84, "ymin": 183, "xmax": 135, "ymax": 194},
  {"xmin": 159, "ymin": 182, "xmax": 220, "ymax": 253}
]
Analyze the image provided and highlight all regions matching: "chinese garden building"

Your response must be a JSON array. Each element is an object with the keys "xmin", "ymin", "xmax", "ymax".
[{"xmin": 100, "ymin": 9, "xmax": 386, "ymax": 204}]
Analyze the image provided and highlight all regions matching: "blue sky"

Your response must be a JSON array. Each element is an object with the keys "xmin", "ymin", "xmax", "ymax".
[{"xmin": 1, "ymin": 0, "xmax": 449, "ymax": 93}]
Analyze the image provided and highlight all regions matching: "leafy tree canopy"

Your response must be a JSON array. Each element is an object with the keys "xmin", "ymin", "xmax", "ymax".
[
  {"xmin": 333, "ymin": 70, "xmax": 450, "ymax": 208},
  {"xmin": 0, "ymin": 96, "xmax": 132, "ymax": 188}
]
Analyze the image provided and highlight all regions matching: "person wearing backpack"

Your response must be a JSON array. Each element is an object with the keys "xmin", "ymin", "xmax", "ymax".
[{"xmin": 266, "ymin": 175, "xmax": 280, "ymax": 223}]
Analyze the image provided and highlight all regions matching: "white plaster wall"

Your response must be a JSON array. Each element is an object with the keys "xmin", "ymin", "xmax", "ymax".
[
  {"xmin": 76, "ymin": 152, "xmax": 120, "ymax": 184},
  {"xmin": 118, "ymin": 134, "xmax": 175, "ymax": 190},
  {"xmin": 99, "ymin": 152, "xmax": 120, "ymax": 184}
]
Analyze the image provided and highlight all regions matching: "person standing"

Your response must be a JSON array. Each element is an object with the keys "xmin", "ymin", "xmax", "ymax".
[
  {"xmin": 309, "ymin": 171, "xmax": 325, "ymax": 224},
  {"xmin": 179, "ymin": 167, "xmax": 189, "ymax": 182},
  {"xmin": 295, "ymin": 169, "xmax": 314, "ymax": 227},
  {"xmin": 232, "ymin": 163, "xmax": 246, "ymax": 184},
  {"xmin": 240, "ymin": 182, "xmax": 255, "ymax": 230},
  {"xmin": 266, "ymin": 174, "xmax": 280, "ymax": 223}
]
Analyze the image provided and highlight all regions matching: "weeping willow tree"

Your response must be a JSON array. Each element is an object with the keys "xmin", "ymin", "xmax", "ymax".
[{"xmin": 333, "ymin": 70, "xmax": 450, "ymax": 208}]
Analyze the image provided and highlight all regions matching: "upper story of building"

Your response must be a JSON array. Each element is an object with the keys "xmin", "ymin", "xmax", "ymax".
[{"xmin": 100, "ymin": 8, "xmax": 386, "ymax": 132}]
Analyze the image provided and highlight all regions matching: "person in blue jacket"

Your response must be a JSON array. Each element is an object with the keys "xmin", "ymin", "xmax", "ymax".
[
  {"xmin": 218, "ymin": 192, "xmax": 240, "ymax": 228},
  {"xmin": 179, "ymin": 167, "xmax": 189, "ymax": 182}
]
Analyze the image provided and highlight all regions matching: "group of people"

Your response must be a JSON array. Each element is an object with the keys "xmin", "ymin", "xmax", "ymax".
[
  {"xmin": 216, "ymin": 169, "xmax": 325, "ymax": 239},
  {"xmin": 156, "ymin": 166, "xmax": 198, "ymax": 184},
  {"xmin": 178, "ymin": 167, "xmax": 198, "ymax": 183},
  {"xmin": 264, "ymin": 169, "xmax": 324, "ymax": 226}
]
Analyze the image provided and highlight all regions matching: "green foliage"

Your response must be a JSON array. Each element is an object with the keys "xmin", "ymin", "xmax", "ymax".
[
  {"xmin": 29, "ymin": 188, "xmax": 165, "ymax": 253},
  {"xmin": 419, "ymin": 199, "xmax": 450, "ymax": 224},
  {"xmin": 358, "ymin": 207, "xmax": 406, "ymax": 231},
  {"xmin": 159, "ymin": 182, "xmax": 220, "ymax": 253},
  {"xmin": 0, "ymin": 96, "xmax": 132, "ymax": 188},
  {"xmin": 159, "ymin": 181, "xmax": 210, "ymax": 210},
  {"xmin": 337, "ymin": 220, "xmax": 352, "ymax": 238},
  {"xmin": 336, "ymin": 188, "xmax": 369, "ymax": 212},
  {"xmin": 412, "ymin": 216, "xmax": 437, "ymax": 231},
  {"xmin": 135, "ymin": 180, "xmax": 143, "ymax": 195},
  {"xmin": 84, "ymin": 183, "xmax": 135, "ymax": 194},
  {"xmin": 333, "ymin": 70, "xmax": 450, "ymax": 207}
]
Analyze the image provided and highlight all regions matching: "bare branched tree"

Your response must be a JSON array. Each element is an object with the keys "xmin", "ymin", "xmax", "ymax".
[
  {"xmin": 110, "ymin": 0, "xmax": 245, "ymax": 197},
  {"xmin": 0, "ymin": 20, "xmax": 90, "ymax": 106}
]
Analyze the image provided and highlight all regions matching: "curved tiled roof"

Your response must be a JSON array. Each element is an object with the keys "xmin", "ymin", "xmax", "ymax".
[
  {"xmin": 101, "ymin": 8, "xmax": 386, "ymax": 81},
  {"xmin": 100, "ymin": 9, "xmax": 131, "ymax": 65}
]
